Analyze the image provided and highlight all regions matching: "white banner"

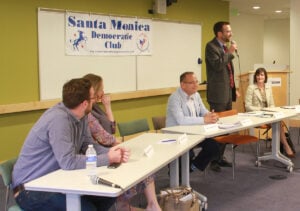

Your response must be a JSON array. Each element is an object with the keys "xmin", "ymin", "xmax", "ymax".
[{"xmin": 65, "ymin": 12, "xmax": 152, "ymax": 55}]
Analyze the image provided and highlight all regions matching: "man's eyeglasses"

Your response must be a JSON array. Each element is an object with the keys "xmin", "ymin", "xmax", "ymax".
[
  {"xmin": 183, "ymin": 80, "xmax": 199, "ymax": 85},
  {"xmin": 89, "ymin": 96, "xmax": 99, "ymax": 101}
]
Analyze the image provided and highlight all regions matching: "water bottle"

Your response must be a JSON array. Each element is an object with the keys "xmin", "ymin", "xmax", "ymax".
[{"xmin": 86, "ymin": 144, "xmax": 97, "ymax": 176}]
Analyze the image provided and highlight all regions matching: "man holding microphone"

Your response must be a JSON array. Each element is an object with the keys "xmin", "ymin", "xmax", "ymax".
[{"xmin": 205, "ymin": 21, "xmax": 240, "ymax": 171}]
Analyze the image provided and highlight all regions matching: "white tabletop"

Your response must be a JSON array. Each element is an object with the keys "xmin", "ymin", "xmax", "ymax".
[
  {"xmin": 25, "ymin": 133, "xmax": 205, "ymax": 211},
  {"xmin": 162, "ymin": 107, "xmax": 299, "ymax": 171},
  {"xmin": 162, "ymin": 107, "xmax": 298, "ymax": 137}
]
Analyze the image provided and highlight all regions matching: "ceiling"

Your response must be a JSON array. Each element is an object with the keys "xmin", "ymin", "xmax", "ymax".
[{"xmin": 223, "ymin": 0, "xmax": 290, "ymax": 19}]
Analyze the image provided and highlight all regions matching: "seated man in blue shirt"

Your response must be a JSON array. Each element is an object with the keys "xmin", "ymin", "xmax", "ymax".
[
  {"xmin": 12, "ymin": 78, "xmax": 130, "ymax": 211},
  {"xmin": 166, "ymin": 71, "xmax": 220, "ymax": 172}
]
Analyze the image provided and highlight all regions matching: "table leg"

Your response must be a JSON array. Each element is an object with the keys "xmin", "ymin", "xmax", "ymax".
[
  {"xmin": 258, "ymin": 121, "xmax": 293, "ymax": 168},
  {"xmin": 180, "ymin": 151, "xmax": 190, "ymax": 187},
  {"xmin": 169, "ymin": 158, "xmax": 179, "ymax": 187},
  {"xmin": 180, "ymin": 151, "xmax": 208, "ymax": 210},
  {"xmin": 66, "ymin": 193, "xmax": 81, "ymax": 211}
]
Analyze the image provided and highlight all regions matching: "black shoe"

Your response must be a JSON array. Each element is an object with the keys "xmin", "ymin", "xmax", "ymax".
[
  {"xmin": 210, "ymin": 161, "xmax": 221, "ymax": 172},
  {"xmin": 218, "ymin": 159, "xmax": 232, "ymax": 167},
  {"xmin": 190, "ymin": 163, "xmax": 197, "ymax": 173}
]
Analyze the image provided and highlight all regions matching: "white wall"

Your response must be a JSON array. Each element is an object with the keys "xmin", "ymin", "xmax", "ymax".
[
  {"xmin": 230, "ymin": 13, "xmax": 264, "ymax": 77},
  {"xmin": 264, "ymin": 19, "xmax": 290, "ymax": 65},
  {"xmin": 290, "ymin": 0, "xmax": 300, "ymax": 105}
]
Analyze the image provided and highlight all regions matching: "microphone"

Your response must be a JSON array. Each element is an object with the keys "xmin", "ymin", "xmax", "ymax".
[
  {"xmin": 231, "ymin": 40, "xmax": 239, "ymax": 57},
  {"xmin": 90, "ymin": 175, "xmax": 122, "ymax": 189}
]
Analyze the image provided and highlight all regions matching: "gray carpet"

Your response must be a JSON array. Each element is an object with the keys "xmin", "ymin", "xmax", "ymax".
[{"xmin": 1, "ymin": 127, "xmax": 300, "ymax": 211}]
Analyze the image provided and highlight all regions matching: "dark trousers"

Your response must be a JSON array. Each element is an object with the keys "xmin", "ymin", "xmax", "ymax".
[
  {"xmin": 209, "ymin": 102, "xmax": 232, "ymax": 112},
  {"xmin": 16, "ymin": 190, "xmax": 116, "ymax": 211},
  {"xmin": 191, "ymin": 138, "xmax": 220, "ymax": 171}
]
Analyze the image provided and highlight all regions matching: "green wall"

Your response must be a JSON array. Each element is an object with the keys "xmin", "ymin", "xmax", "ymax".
[{"xmin": 0, "ymin": 0, "xmax": 228, "ymax": 161}]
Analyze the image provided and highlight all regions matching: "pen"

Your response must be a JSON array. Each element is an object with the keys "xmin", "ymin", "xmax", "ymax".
[
  {"xmin": 211, "ymin": 109, "xmax": 219, "ymax": 122},
  {"xmin": 161, "ymin": 139, "xmax": 176, "ymax": 143}
]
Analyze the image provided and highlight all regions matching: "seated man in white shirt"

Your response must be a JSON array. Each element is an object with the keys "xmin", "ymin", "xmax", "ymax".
[{"xmin": 166, "ymin": 71, "xmax": 220, "ymax": 172}]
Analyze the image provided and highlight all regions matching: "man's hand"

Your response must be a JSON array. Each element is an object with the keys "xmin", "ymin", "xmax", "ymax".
[
  {"xmin": 204, "ymin": 110, "xmax": 219, "ymax": 124},
  {"xmin": 120, "ymin": 147, "xmax": 130, "ymax": 163},
  {"xmin": 108, "ymin": 146, "xmax": 130, "ymax": 164}
]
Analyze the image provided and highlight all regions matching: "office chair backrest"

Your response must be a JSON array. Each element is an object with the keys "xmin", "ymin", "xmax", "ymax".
[
  {"xmin": 151, "ymin": 116, "xmax": 166, "ymax": 132},
  {"xmin": 213, "ymin": 109, "xmax": 259, "ymax": 179},
  {"xmin": 117, "ymin": 118, "xmax": 150, "ymax": 141},
  {"xmin": 215, "ymin": 109, "xmax": 238, "ymax": 118},
  {"xmin": 0, "ymin": 157, "xmax": 22, "ymax": 211},
  {"xmin": 0, "ymin": 157, "xmax": 17, "ymax": 187}
]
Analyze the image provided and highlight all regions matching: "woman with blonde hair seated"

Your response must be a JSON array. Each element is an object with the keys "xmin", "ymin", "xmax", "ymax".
[
  {"xmin": 83, "ymin": 73, "xmax": 161, "ymax": 211},
  {"xmin": 245, "ymin": 67, "xmax": 295, "ymax": 158}
]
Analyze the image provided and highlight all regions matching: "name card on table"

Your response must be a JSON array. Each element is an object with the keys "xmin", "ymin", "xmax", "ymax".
[
  {"xmin": 273, "ymin": 112, "xmax": 284, "ymax": 118},
  {"xmin": 218, "ymin": 119, "xmax": 253, "ymax": 129},
  {"xmin": 177, "ymin": 133, "xmax": 188, "ymax": 144},
  {"xmin": 201, "ymin": 123, "xmax": 219, "ymax": 133},
  {"xmin": 144, "ymin": 145, "xmax": 154, "ymax": 157},
  {"xmin": 239, "ymin": 118, "xmax": 253, "ymax": 126}
]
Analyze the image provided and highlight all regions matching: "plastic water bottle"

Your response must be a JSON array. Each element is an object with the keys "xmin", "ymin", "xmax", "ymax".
[{"xmin": 86, "ymin": 144, "xmax": 97, "ymax": 176}]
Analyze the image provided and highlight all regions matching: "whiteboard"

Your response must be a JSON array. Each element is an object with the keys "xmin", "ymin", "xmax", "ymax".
[
  {"xmin": 137, "ymin": 21, "xmax": 201, "ymax": 90},
  {"xmin": 38, "ymin": 9, "xmax": 201, "ymax": 100}
]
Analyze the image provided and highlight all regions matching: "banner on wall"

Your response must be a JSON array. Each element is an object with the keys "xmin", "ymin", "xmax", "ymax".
[{"xmin": 65, "ymin": 12, "xmax": 152, "ymax": 55}]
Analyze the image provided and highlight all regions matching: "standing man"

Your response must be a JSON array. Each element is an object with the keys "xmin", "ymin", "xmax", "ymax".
[
  {"xmin": 205, "ymin": 21, "xmax": 240, "ymax": 171},
  {"xmin": 166, "ymin": 71, "xmax": 220, "ymax": 172},
  {"xmin": 12, "ymin": 78, "xmax": 129, "ymax": 211}
]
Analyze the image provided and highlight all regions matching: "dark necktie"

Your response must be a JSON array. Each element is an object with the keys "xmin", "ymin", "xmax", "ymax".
[{"xmin": 223, "ymin": 45, "xmax": 234, "ymax": 88}]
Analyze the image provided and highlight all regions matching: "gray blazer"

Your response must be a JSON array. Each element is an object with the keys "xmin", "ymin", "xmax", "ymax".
[
  {"xmin": 205, "ymin": 37, "xmax": 236, "ymax": 104},
  {"xmin": 245, "ymin": 84, "xmax": 275, "ymax": 111}
]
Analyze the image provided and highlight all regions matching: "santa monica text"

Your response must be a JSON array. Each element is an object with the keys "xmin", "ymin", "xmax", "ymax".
[{"xmin": 67, "ymin": 16, "xmax": 151, "ymax": 31}]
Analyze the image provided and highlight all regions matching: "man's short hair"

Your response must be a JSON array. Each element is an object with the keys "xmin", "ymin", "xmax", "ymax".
[
  {"xmin": 213, "ymin": 21, "xmax": 230, "ymax": 37},
  {"xmin": 62, "ymin": 78, "xmax": 91, "ymax": 109},
  {"xmin": 180, "ymin": 72, "xmax": 194, "ymax": 82}
]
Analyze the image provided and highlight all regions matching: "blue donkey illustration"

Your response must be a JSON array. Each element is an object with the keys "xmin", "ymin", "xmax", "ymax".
[{"xmin": 72, "ymin": 30, "xmax": 87, "ymax": 51}]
